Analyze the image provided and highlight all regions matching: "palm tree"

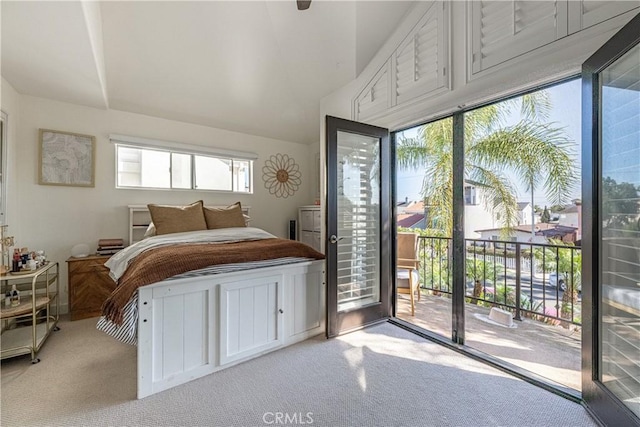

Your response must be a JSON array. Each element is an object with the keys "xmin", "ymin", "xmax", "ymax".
[{"xmin": 397, "ymin": 91, "xmax": 578, "ymax": 236}]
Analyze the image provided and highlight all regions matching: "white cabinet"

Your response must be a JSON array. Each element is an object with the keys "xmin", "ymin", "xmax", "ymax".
[
  {"xmin": 355, "ymin": 60, "xmax": 391, "ymax": 120},
  {"xmin": 219, "ymin": 275, "xmax": 283, "ymax": 365},
  {"xmin": 284, "ymin": 264, "xmax": 324, "ymax": 345},
  {"xmin": 298, "ymin": 206, "xmax": 322, "ymax": 253},
  {"xmin": 568, "ymin": 1, "xmax": 640, "ymax": 34},
  {"xmin": 470, "ymin": 1, "xmax": 568, "ymax": 74},
  {"xmin": 137, "ymin": 261, "xmax": 325, "ymax": 398},
  {"xmin": 393, "ymin": 1, "xmax": 449, "ymax": 106},
  {"xmin": 469, "ymin": 0, "xmax": 640, "ymax": 75},
  {"xmin": 354, "ymin": 1, "xmax": 450, "ymax": 121}
]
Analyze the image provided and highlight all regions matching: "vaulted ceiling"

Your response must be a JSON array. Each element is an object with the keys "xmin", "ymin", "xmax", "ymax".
[{"xmin": 1, "ymin": 1, "xmax": 414, "ymax": 144}]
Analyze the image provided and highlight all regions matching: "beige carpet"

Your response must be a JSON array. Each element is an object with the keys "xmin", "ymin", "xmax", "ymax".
[{"xmin": 1, "ymin": 317, "xmax": 597, "ymax": 427}]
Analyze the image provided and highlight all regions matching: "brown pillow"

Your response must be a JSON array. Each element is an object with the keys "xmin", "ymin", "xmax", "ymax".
[
  {"xmin": 204, "ymin": 202, "xmax": 246, "ymax": 229},
  {"xmin": 147, "ymin": 200, "xmax": 207, "ymax": 235}
]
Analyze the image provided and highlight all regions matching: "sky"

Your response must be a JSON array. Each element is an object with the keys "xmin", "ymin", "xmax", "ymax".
[{"xmin": 396, "ymin": 78, "xmax": 582, "ymax": 208}]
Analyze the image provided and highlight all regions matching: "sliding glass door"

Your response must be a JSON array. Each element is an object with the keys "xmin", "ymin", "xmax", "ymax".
[
  {"xmin": 394, "ymin": 116, "xmax": 454, "ymax": 339},
  {"xmin": 583, "ymin": 12, "xmax": 640, "ymax": 426}
]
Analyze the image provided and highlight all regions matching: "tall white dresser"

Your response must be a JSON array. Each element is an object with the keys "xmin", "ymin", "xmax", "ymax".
[{"xmin": 298, "ymin": 206, "xmax": 322, "ymax": 253}]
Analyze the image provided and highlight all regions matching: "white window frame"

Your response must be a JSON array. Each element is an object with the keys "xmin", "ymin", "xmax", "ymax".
[{"xmin": 111, "ymin": 134, "xmax": 256, "ymax": 194}]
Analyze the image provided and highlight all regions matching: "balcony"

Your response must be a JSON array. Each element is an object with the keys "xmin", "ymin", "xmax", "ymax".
[{"xmin": 396, "ymin": 236, "xmax": 582, "ymax": 391}]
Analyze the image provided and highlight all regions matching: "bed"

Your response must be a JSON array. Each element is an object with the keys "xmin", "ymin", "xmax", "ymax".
[{"xmin": 97, "ymin": 202, "xmax": 326, "ymax": 398}]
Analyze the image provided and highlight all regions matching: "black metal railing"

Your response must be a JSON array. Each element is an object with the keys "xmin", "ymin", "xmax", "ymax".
[{"xmin": 415, "ymin": 236, "xmax": 582, "ymax": 326}]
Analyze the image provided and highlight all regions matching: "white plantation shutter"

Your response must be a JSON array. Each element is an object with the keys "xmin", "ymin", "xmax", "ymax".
[
  {"xmin": 568, "ymin": 0, "xmax": 640, "ymax": 34},
  {"xmin": 471, "ymin": 1, "xmax": 568, "ymax": 74},
  {"xmin": 336, "ymin": 132, "xmax": 381, "ymax": 310},
  {"xmin": 394, "ymin": 2, "xmax": 448, "ymax": 105},
  {"xmin": 353, "ymin": 1, "xmax": 450, "ymax": 120},
  {"xmin": 354, "ymin": 61, "xmax": 390, "ymax": 121}
]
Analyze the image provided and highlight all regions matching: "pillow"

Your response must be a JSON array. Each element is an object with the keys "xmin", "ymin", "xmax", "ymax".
[
  {"xmin": 147, "ymin": 200, "xmax": 207, "ymax": 235},
  {"xmin": 204, "ymin": 202, "xmax": 246, "ymax": 229},
  {"xmin": 144, "ymin": 209, "xmax": 249, "ymax": 237}
]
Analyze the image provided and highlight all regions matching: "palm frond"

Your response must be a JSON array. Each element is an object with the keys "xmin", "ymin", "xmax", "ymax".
[
  {"xmin": 468, "ymin": 121, "xmax": 578, "ymax": 205},
  {"xmin": 395, "ymin": 92, "xmax": 576, "ymax": 238},
  {"xmin": 464, "ymin": 106, "xmax": 501, "ymax": 144},
  {"xmin": 502, "ymin": 90, "xmax": 552, "ymax": 122},
  {"xmin": 396, "ymin": 136, "xmax": 430, "ymax": 170}
]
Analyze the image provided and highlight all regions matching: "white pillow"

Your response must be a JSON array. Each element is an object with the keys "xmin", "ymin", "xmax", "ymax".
[{"xmin": 143, "ymin": 222, "xmax": 156, "ymax": 239}]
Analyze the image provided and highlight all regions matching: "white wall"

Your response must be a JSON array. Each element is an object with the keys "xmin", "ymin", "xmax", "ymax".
[
  {"xmin": 7, "ymin": 94, "xmax": 317, "ymax": 313},
  {"xmin": 559, "ymin": 212, "xmax": 580, "ymax": 229},
  {"xmin": 519, "ymin": 205, "xmax": 533, "ymax": 226},
  {"xmin": 464, "ymin": 205, "xmax": 497, "ymax": 239},
  {"xmin": 1, "ymin": 78, "xmax": 20, "ymax": 231},
  {"xmin": 478, "ymin": 230, "xmax": 546, "ymax": 245}
]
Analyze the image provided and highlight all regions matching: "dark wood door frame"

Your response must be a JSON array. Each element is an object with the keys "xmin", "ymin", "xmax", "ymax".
[{"xmin": 325, "ymin": 115, "xmax": 393, "ymax": 338}]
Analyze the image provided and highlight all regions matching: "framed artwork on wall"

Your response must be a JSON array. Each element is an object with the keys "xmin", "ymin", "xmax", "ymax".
[{"xmin": 38, "ymin": 129, "xmax": 95, "ymax": 187}]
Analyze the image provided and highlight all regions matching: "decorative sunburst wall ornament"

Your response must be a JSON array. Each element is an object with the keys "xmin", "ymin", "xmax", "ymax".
[{"xmin": 262, "ymin": 153, "xmax": 301, "ymax": 198}]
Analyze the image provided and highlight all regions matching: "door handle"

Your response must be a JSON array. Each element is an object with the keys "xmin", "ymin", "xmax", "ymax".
[{"xmin": 329, "ymin": 235, "xmax": 343, "ymax": 244}]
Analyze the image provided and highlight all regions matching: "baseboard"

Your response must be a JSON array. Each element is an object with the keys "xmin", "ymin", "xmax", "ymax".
[{"xmin": 58, "ymin": 302, "xmax": 69, "ymax": 315}]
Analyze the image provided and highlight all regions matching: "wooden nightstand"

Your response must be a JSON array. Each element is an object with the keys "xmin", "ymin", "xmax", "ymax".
[{"xmin": 66, "ymin": 255, "xmax": 115, "ymax": 321}]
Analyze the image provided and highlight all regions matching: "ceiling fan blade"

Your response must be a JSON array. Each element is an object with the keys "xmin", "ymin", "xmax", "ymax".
[{"xmin": 297, "ymin": 0, "xmax": 311, "ymax": 11}]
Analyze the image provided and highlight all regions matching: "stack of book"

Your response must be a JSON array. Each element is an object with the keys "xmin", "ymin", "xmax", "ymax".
[{"xmin": 97, "ymin": 238, "xmax": 125, "ymax": 256}]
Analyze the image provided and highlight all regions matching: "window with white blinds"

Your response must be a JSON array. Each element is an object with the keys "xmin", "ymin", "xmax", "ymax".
[
  {"xmin": 336, "ymin": 131, "xmax": 381, "ymax": 312},
  {"xmin": 471, "ymin": 1, "xmax": 568, "ymax": 74}
]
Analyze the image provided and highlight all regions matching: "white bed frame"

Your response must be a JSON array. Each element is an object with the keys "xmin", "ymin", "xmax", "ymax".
[{"xmin": 136, "ymin": 259, "xmax": 325, "ymax": 398}]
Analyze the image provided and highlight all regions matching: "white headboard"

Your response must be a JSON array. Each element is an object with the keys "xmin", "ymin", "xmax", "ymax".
[{"xmin": 127, "ymin": 204, "xmax": 251, "ymax": 245}]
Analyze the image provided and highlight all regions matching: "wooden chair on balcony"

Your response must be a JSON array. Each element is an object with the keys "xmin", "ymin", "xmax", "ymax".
[{"xmin": 397, "ymin": 232, "xmax": 421, "ymax": 316}]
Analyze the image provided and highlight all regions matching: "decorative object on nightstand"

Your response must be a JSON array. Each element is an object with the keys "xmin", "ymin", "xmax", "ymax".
[
  {"xmin": 67, "ymin": 255, "xmax": 115, "ymax": 321},
  {"xmin": 70, "ymin": 243, "xmax": 90, "ymax": 258},
  {"xmin": 262, "ymin": 153, "xmax": 301, "ymax": 198},
  {"xmin": 97, "ymin": 238, "xmax": 124, "ymax": 256}
]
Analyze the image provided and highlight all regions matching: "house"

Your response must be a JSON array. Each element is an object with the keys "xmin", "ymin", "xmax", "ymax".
[
  {"xmin": 463, "ymin": 180, "xmax": 507, "ymax": 238},
  {"xmin": 536, "ymin": 224, "xmax": 580, "ymax": 244},
  {"xmin": 475, "ymin": 224, "xmax": 547, "ymax": 245},
  {"xmin": 397, "ymin": 200, "xmax": 426, "ymax": 229},
  {"xmin": 2, "ymin": 2, "xmax": 638, "ymax": 426},
  {"xmin": 463, "ymin": 181, "xmax": 534, "ymax": 238},
  {"xmin": 475, "ymin": 223, "xmax": 578, "ymax": 246},
  {"xmin": 558, "ymin": 201, "xmax": 582, "ymax": 240},
  {"xmin": 400, "ymin": 183, "xmax": 531, "ymax": 236},
  {"xmin": 397, "ymin": 212, "xmax": 426, "ymax": 229},
  {"xmin": 516, "ymin": 202, "xmax": 534, "ymax": 226}
]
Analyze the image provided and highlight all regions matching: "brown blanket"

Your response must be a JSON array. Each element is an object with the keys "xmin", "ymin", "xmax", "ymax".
[{"xmin": 102, "ymin": 238, "xmax": 325, "ymax": 324}]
